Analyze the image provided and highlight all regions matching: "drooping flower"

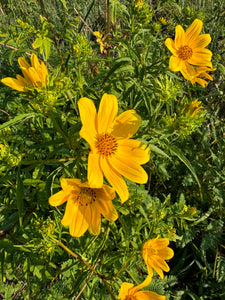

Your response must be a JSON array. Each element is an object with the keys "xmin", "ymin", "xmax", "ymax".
[
  {"xmin": 49, "ymin": 178, "xmax": 118, "ymax": 237},
  {"xmin": 185, "ymin": 100, "xmax": 204, "ymax": 117},
  {"xmin": 142, "ymin": 237, "xmax": 174, "ymax": 279},
  {"xmin": 78, "ymin": 94, "xmax": 150, "ymax": 203},
  {"xmin": 180, "ymin": 65, "xmax": 216, "ymax": 87},
  {"xmin": 118, "ymin": 275, "xmax": 165, "ymax": 300},
  {"xmin": 1, "ymin": 53, "xmax": 48, "ymax": 92},
  {"xmin": 165, "ymin": 19, "xmax": 213, "ymax": 74}
]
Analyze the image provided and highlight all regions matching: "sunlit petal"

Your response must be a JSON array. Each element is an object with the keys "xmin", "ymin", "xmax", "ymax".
[{"xmin": 98, "ymin": 93, "xmax": 118, "ymax": 133}]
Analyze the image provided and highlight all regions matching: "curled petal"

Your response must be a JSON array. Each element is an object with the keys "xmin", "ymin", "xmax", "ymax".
[{"xmin": 49, "ymin": 190, "xmax": 70, "ymax": 206}]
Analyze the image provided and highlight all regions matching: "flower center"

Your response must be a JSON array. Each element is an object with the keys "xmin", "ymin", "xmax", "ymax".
[
  {"xmin": 178, "ymin": 45, "xmax": 193, "ymax": 60},
  {"xmin": 95, "ymin": 133, "xmax": 118, "ymax": 157},
  {"xmin": 77, "ymin": 188, "xmax": 97, "ymax": 206}
]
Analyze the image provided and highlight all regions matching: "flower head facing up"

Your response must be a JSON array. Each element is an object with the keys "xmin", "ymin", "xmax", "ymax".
[
  {"xmin": 180, "ymin": 65, "xmax": 216, "ymax": 87},
  {"xmin": 1, "ymin": 53, "xmax": 48, "ymax": 92},
  {"xmin": 118, "ymin": 276, "xmax": 165, "ymax": 300},
  {"xmin": 78, "ymin": 93, "xmax": 150, "ymax": 203},
  {"xmin": 49, "ymin": 178, "xmax": 118, "ymax": 237},
  {"xmin": 142, "ymin": 237, "xmax": 174, "ymax": 279},
  {"xmin": 165, "ymin": 19, "xmax": 212, "ymax": 73}
]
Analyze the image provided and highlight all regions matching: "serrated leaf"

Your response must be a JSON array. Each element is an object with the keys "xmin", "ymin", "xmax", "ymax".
[{"xmin": 0, "ymin": 113, "xmax": 34, "ymax": 130}]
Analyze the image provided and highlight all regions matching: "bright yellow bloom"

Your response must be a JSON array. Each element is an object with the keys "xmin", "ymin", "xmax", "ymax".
[
  {"xmin": 1, "ymin": 53, "xmax": 48, "ymax": 92},
  {"xmin": 78, "ymin": 94, "xmax": 150, "ymax": 203},
  {"xmin": 142, "ymin": 237, "xmax": 174, "ymax": 279},
  {"xmin": 118, "ymin": 275, "xmax": 165, "ymax": 300},
  {"xmin": 49, "ymin": 178, "xmax": 118, "ymax": 237},
  {"xmin": 186, "ymin": 100, "xmax": 203, "ymax": 117},
  {"xmin": 180, "ymin": 65, "xmax": 216, "ymax": 87},
  {"xmin": 165, "ymin": 19, "xmax": 212, "ymax": 73},
  {"xmin": 94, "ymin": 31, "xmax": 106, "ymax": 54}
]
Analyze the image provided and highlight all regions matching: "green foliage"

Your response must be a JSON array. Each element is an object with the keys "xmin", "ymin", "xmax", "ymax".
[{"xmin": 0, "ymin": 0, "xmax": 225, "ymax": 299}]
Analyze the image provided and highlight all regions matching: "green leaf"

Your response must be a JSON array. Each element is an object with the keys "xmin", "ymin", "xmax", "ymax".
[
  {"xmin": 60, "ymin": 0, "xmax": 68, "ymax": 10},
  {"xmin": 149, "ymin": 144, "xmax": 171, "ymax": 159},
  {"xmin": 170, "ymin": 145, "xmax": 201, "ymax": 188},
  {"xmin": 0, "ymin": 113, "xmax": 34, "ymax": 130}
]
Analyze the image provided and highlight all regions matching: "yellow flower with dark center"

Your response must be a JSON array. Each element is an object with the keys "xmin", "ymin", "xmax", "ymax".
[
  {"xmin": 1, "ymin": 53, "xmax": 48, "ymax": 92},
  {"xmin": 165, "ymin": 19, "xmax": 212, "ymax": 73},
  {"xmin": 180, "ymin": 65, "xmax": 216, "ymax": 87},
  {"xmin": 118, "ymin": 275, "xmax": 165, "ymax": 300},
  {"xmin": 186, "ymin": 100, "xmax": 203, "ymax": 117},
  {"xmin": 142, "ymin": 237, "xmax": 174, "ymax": 279},
  {"xmin": 49, "ymin": 178, "xmax": 118, "ymax": 237},
  {"xmin": 78, "ymin": 93, "xmax": 150, "ymax": 203}
]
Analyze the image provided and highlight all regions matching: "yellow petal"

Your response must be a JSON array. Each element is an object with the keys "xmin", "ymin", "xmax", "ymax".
[
  {"xmin": 49, "ymin": 190, "xmax": 69, "ymax": 206},
  {"xmin": 20, "ymin": 67, "xmax": 34, "ymax": 86},
  {"xmin": 151, "ymin": 238, "xmax": 169, "ymax": 249},
  {"xmin": 118, "ymin": 283, "xmax": 134, "ymax": 299},
  {"xmin": 69, "ymin": 205, "xmax": 89, "ymax": 237},
  {"xmin": 78, "ymin": 97, "xmax": 98, "ymax": 146},
  {"xmin": 61, "ymin": 178, "xmax": 81, "ymax": 192},
  {"xmin": 174, "ymin": 25, "xmax": 185, "ymax": 49},
  {"xmin": 117, "ymin": 139, "xmax": 150, "ymax": 165},
  {"xmin": 18, "ymin": 56, "xmax": 30, "ymax": 69},
  {"xmin": 61, "ymin": 197, "xmax": 77, "ymax": 225},
  {"xmin": 28, "ymin": 67, "xmax": 42, "ymax": 88},
  {"xmin": 88, "ymin": 151, "xmax": 103, "ymax": 188},
  {"xmin": 31, "ymin": 53, "xmax": 41, "ymax": 69},
  {"xmin": 111, "ymin": 110, "xmax": 141, "ymax": 139},
  {"xmin": 98, "ymin": 94, "xmax": 118, "ymax": 133},
  {"xmin": 165, "ymin": 38, "xmax": 177, "ymax": 55},
  {"xmin": 95, "ymin": 197, "xmax": 118, "ymax": 221},
  {"xmin": 158, "ymin": 247, "xmax": 174, "ymax": 260},
  {"xmin": 149, "ymin": 257, "xmax": 164, "ymax": 279},
  {"xmin": 185, "ymin": 19, "xmax": 203, "ymax": 45},
  {"xmin": 194, "ymin": 77, "xmax": 208, "ymax": 87},
  {"xmin": 1, "ymin": 77, "xmax": 26, "ymax": 92},
  {"xmin": 169, "ymin": 55, "xmax": 184, "ymax": 72},
  {"xmin": 189, "ymin": 49, "xmax": 212, "ymax": 67},
  {"xmin": 88, "ymin": 205, "xmax": 101, "ymax": 235},
  {"xmin": 101, "ymin": 157, "xmax": 129, "ymax": 202},
  {"xmin": 189, "ymin": 34, "xmax": 211, "ymax": 49},
  {"xmin": 137, "ymin": 291, "xmax": 166, "ymax": 300},
  {"xmin": 109, "ymin": 154, "xmax": 148, "ymax": 184},
  {"xmin": 153, "ymin": 256, "xmax": 170, "ymax": 272}
]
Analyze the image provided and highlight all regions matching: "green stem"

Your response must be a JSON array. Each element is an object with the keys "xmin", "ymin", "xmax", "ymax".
[
  {"xmin": 49, "ymin": 112, "xmax": 70, "ymax": 147},
  {"xmin": 52, "ymin": 238, "xmax": 116, "ymax": 300}
]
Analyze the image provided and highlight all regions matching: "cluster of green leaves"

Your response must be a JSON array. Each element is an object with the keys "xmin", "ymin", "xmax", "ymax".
[{"xmin": 0, "ymin": 0, "xmax": 225, "ymax": 299}]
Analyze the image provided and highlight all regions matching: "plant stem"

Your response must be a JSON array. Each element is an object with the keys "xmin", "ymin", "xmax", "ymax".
[
  {"xmin": 55, "ymin": 239, "xmax": 116, "ymax": 300},
  {"xmin": 49, "ymin": 112, "xmax": 70, "ymax": 147}
]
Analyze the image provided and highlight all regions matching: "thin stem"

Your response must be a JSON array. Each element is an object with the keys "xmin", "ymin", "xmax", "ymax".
[
  {"xmin": 54, "ymin": 239, "xmax": 116, "ymax": 300},
  {"xmin": 49, "ymin": 112, "xmax": 70, "ymax": 147}
]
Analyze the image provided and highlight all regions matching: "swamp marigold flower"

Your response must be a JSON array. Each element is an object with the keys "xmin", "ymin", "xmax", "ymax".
[
  {"xmin": 118, "ymin": 276, "xmax": 165, "ymax": 300},
  {"xmin": 78, "ymin": 94, "xmax": 150, "ymax": 203},
  {"xmin": 180, "ymin": 65, "xmax": 216, "ymax": 87},
  {"xmin": 1, "ymin": 53, "xmax": 48, "ymax": 92},
  {"xmin": 142, "ymin": 237, "xmax": 174, "ymax": 279},
  {"xmin": 49, "ymin": 178, "xmax": 118, "ymax": 237},
  {"xmin": 165, "ymin": 19, "xmax": 213, "ymax": 73}
]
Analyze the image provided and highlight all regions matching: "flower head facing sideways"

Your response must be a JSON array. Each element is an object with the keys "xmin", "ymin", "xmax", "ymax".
[
  {"xmin": 180, "ymin": 65, "xmax": 216, "ymax": 87},
  {"xmin": 78, "ymin": 93, "xmax": 150, "ymax": 203},
  {"xmin": 118, "ymin": 275, "xmax": 165, "ymax": 300},
  {"xmin": 142, "ymin": 237, "xmax": 174, "ymax": 279},
  {"xmin": 49, "ymin": 178, "xmax": 118, "ymax": 237},
  {"xmin": 1, "ymin": 53, "xmax": 48, "ymax": 92},
  {"xmin": 165, "ymin": 19, "xmax": 213, "ymax": 73}
]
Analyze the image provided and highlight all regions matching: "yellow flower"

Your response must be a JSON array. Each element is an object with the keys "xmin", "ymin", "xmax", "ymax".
[
  {"xmin": 118, "ymin": 276, "xmax": 165, "ymax": 300},
  {"xmin": 165, "ymin": 19, "xmax": 212, "ymax": 73},
  {"xmin": 94, "ymin": 31, "xmax": 106, "ymax": 54},
  {"xmin": 49, "ymin": 178, "xmax": 118, "ymax": 237},
  {"xmin": 134, "ymin": 0, "xmax": 144, "ymax": 8},
  {"xmin": 142, "ymin": 237, "xmax": 174, "ymax": 279},
  {"xmin": 180, "ymin": 65, "xmax": 216, "ymax": 87},
  {"xmin": 186, "ymin": 100, "xmax": 203, "ymax": 117},
  {"xmin": 159, "ymin": 17, "xmax": 167, "ymax": 25},
  {"xmin": 78, "ymin": 94, "xmax": 150, "ymax": 203},
  {"xmin": 1, "ymin": 53, "xmax": 48, "ymax": 92}
]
